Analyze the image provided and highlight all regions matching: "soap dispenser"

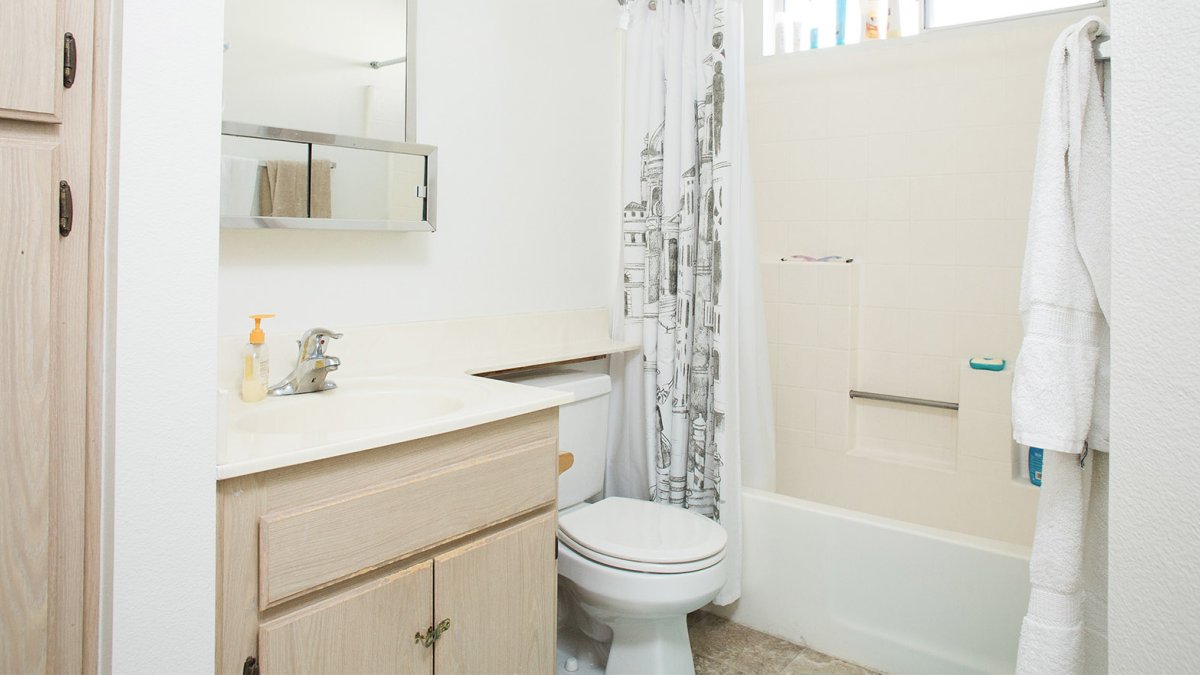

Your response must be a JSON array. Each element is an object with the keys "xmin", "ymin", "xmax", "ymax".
[{"xmin": 241, "ymin": 314, "xmax": 275, "ymax": 402}]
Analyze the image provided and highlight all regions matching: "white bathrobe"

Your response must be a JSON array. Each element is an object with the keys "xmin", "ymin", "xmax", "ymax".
[{"xmin": 1012, "ymin": 16, "xmax": 1110, "ymax": 675}]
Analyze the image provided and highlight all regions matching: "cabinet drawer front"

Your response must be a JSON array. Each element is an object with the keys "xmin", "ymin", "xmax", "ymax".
[{"xmin": 259, "ymin": 441, "xmax": 555, "ymax": 607}]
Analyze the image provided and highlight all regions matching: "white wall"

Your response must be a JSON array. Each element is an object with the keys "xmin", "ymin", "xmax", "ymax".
[
  {"xmin": 107, "ymin": 0, "xmax": 222, "ymax": 671},
  {"xmin": 104, "ymin": 1, "xmax": 620, "ymax": 667},
  {"xmin": 217, "ymin": 0, "xmax": 624, "ymax": 338},
  {"xmin": 1109, "ymin": 1, "xmax": 1200, "ymax": 671}
]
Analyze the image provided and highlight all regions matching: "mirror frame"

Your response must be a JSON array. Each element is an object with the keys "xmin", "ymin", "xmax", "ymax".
[{"xmin": 405, "ymin": 0, "xmax": 417, "ymax": 142}]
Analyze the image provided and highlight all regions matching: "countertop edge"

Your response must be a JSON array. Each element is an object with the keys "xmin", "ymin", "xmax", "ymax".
[
  {"xmin": 464, "ymin": 339, "xmax": 641, "ymax": 375},
  {"xmin": 215, "ymin": 388, "xmax": 573, "ymax": 480}
]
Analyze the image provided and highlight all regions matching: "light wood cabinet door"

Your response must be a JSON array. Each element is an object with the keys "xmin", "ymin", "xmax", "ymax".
[
  {"xmin": 2, "ymin": 0, "xmax": 106, "ymax": 670},
  {"xmin": 0, "ymin": 0, "xmax": 65, "ymax": 121},
  {"xmin": 434, "ymin": 513, "xmax": 557, "ymax": 674},
  {"xmin": 0, "ymin": 138, "xmax": 58, "ymax": 675},
  {"xmin": 259, "ymin": 561, "xmax": 434, "ymax": 675}
]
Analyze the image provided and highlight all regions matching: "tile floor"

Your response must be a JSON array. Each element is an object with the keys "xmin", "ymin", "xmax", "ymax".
[{"xmin": 688, "ymin": 612, "xmax": 882, "ymax": 675}]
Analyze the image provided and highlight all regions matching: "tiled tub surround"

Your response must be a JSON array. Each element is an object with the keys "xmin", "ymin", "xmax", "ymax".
[
  {"xmin": 763, "ymin": 260, "xmax": 1037, "ymax": 546},
  {"xmin": 743, "ymin": 11, "xmax": 1107, "ymax": 547}
]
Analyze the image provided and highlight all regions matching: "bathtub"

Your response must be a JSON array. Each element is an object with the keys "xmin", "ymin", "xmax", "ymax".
[{"xmin": 710, "ymin": 488, "xmax": 1031, "ymax": 675}]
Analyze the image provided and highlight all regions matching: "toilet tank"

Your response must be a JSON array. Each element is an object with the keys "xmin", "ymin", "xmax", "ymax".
[{"xmin": 498, "ymin": 368, "xmax": 610, "ymax": 508}]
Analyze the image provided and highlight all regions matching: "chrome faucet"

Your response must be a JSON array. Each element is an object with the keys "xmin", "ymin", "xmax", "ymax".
[{"xmin": 268, "ymin": 327, "xmax": 343, "ymax": 396}]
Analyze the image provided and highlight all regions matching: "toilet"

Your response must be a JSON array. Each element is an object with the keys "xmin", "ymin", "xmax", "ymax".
[{"xmin": 503, "ymin": 368, "xmax": 728, "ymax": 675}]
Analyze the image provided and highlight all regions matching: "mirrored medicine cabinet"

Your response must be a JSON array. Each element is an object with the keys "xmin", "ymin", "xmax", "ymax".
[{"xmin": 220, "ymin": 0, "xmax": 436, "ymax": 232}]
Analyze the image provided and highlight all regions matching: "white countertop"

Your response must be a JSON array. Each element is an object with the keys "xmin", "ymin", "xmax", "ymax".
[
  {"xmin": 216, "ymin": 372, "xmax": 574, "ymax": 479},
  {"xmin": 215, "ymin": 310, "xmax": 638, "ymax": 480}
]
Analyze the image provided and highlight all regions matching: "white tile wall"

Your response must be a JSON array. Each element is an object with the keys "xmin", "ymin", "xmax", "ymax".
[
  {"xmin": 765, "ymin": 262, "xmax": 857, "ymax": 469},
  {"xmin": 746, "ymin": 11, "xmax": 1112, "ymax": 547}
]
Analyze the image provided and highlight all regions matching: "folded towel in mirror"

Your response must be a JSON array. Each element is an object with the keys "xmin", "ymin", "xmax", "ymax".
[{"xmin": 259, "ymin": 160, "xmax": 332, "ymax": 218}]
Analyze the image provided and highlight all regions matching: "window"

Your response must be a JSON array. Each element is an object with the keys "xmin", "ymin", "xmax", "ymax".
[
  {"xmin": 925, "ymin": 0, "xmax": 1102, "ymax": 28},
  {"xmin": 764, "ymin": 0, "xmax": 1105, "ymax": 56}
]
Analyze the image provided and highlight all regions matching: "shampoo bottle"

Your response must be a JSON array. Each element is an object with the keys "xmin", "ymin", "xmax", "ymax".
[
  {"xmin": 240, "ymin": 313, "xmax": 275, "ymax": 402},
  {"xmin": 790, "ymin": 0, "xmax": 808, "ymax": 52},
  {"xmin": 887, "ymin": 0, "xmax": 902, "ymax": 38},
  {"xmin": 835, "ymin": 0, "xmax": 847, "ymax": 46},
  {"xmin": 861, "ymin": 0, "xmax": 886, "ymax": 40},
  {"xmin": 773, "ymin": 0, "xmax": 794, "ymax": 54}
]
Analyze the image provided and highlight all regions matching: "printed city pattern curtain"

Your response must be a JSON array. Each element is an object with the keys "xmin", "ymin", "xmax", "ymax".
[
  {"xmin": 622, "ymin": 0, "xmax": 729, "ymax": 518},
  {"xmin": 609, "ymin": 0, "xmax": 773, "ymax": 605}
]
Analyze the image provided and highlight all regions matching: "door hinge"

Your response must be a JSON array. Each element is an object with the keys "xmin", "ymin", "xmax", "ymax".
[
  {"xmin": 63, "ymin": 33, "xmax": 77, "ymax": 88},
  {"xmin": 58, "ymin": 180, "xmax": 73, "ymax": 237},
  {"xmin": 415, "ymin": 185, "xmax": 428, "ymax": 199},
  {"xmin": 242, "ymin": 656, "xmax": 260, "ymax": 675}
]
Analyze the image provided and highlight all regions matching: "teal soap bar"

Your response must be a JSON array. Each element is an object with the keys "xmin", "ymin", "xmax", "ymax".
[{"xmin": 969, "ymin": 357, "xmax": 1006, "ymax": 371}]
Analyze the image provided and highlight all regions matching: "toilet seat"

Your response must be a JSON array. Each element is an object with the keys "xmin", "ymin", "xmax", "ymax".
[
  {"xmin": 557, "ymin": 497, "xmax": 727, "ymax": 574},
  {"xmin": 558, "ymin": 529, "xmax": 726, "ymax": 573}
]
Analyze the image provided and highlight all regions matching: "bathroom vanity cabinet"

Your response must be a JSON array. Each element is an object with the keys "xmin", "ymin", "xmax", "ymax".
[{"xmin": 216, "ymin": 409, "xmax": 559, "ymax": 674}]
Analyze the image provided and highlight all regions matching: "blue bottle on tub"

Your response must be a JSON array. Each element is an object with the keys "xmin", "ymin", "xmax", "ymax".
[{"xmin": 1029, "ymin": 447, "xmax": 1044, "ymax": 487}]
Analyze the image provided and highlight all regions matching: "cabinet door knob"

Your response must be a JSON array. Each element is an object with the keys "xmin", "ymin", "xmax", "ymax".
[{"xmin": 413, "ymin": 618, "xmax": 451, "ymax": 648}]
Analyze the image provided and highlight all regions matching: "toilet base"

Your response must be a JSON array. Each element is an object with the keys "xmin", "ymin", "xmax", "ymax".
[{"xmin": 604, "ymin": 615, "xmax": 695, "ymax": 675}]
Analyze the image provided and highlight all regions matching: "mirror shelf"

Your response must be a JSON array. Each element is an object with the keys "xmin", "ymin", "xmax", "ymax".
[{"xmin": 220, "ymin": 122, "xmax": 437, "ymax": 233}]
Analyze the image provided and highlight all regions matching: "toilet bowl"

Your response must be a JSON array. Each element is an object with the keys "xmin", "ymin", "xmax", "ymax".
[
  {"xmin": 499, "ymin": 368, "xmax": 728, "ymax": 675},
  {"xmin": 557, "ymin": 497, "xmax": 727, "ymax": 675}
]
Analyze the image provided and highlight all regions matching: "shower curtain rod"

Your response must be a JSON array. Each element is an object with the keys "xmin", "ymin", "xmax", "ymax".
[{"xmin": 368, "ymin": 56, "xmax": 407, "ymax": 70}]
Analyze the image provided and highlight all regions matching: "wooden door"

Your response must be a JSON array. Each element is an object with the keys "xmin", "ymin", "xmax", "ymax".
[
  {"xmin": 0, "ymin": 135, "xmax": 58, "ymax": 675},
  {"xmin": 259, "ymin": 562, "xmax": 434, "ymax": 675},
  {"xmin": 0, "ymin": 0, "xmax": 97, "ymax": 670},
  {"xmin": 0, "ymin": 0, "xmax": 66, "ymax": 121},
  {"xmin": 434, "ymin": 513, "xmax": 557, "ymax": 674}
]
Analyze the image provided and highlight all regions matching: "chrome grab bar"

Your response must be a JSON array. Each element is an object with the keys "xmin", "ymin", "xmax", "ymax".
[{"xmin": 848, "ymin": 390, "xmax": 959, "ymax": 411}]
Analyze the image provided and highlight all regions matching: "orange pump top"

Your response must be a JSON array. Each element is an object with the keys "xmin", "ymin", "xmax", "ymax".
[{"xmin": 248, "ymin": 314, "xmax": 275, "ymax": 344}]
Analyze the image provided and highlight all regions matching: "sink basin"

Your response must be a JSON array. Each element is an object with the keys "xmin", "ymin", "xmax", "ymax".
[
  {"xmin": 217, "ymin": 371, "xmax": 573, "ymax": 479},
  {"xmin": 230, "ymin": 376, "xmax": 486, "ymax": 436}
]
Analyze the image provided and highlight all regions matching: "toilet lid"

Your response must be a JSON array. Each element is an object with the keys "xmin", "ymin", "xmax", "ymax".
[
  {"xmin": 558, "ymin": 528, "xmax": 726, "ymax": 574},
  {"xmin": 557, "ymin": 497, "xmax": 727, "ymax": 565}
]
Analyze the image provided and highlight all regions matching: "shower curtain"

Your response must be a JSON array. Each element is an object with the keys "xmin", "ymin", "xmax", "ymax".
[{"xmin": 606, "ymin": 0, "xmax": 775, "ymax": 605}]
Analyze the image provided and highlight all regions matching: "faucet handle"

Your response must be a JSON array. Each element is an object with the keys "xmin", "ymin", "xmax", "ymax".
[{"xmin": 298, "ymin": 328, "xmax": 343, "ymax": 359}]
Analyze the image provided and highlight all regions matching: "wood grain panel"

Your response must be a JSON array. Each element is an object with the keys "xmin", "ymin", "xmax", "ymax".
[
  {"xmin": 434, "ymin": 512, "xmax": 557, "ymax": 674},
  {"xmin": 48, "ymin": 0, "xmax": 94, "ymax": 669},
  {"xmin": 260, "ymin": 408, "xmax": 556, "ymax": 511},
  {"xmin": 0, "ymin": 0, "xmax": 64, "ymax": 121},
  {"xmin": 215, "ymin": 412, "xmax": 557, "ymax": 672},
  {"xmin": 259, "ymin": 440, "xmax": 556, "ymax": 607},
  {"xmin": 215, "ymin": 474, "xmax": 263, "ymax": 674},
  {"xmin": 259, "ymin": 562, "xmax": 433, "ymax": 675},
  {"xmin": 0, "ymin": 139, "xmax": 55, "ymax": 675},
  {"xmin": 83, "ymin": 0, "xmax": 111, "ymax": 667},
  {"xmin": 1, "ymin": 0, "xmax": 100, "ymax": 669}
]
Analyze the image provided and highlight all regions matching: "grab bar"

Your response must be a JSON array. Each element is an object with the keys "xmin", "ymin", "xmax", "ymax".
[{"xmin": 848, "ymin": 390, "xmax": 959, "ymax": 411}]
